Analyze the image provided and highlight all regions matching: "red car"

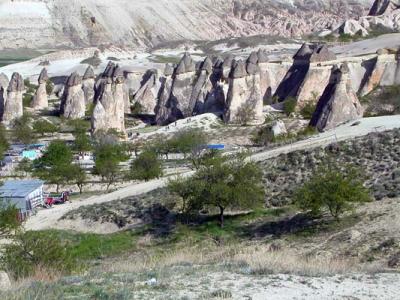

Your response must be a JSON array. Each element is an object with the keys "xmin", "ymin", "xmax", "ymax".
[{"xmin": 44, "ymin": 192, "xmax": 70, "ymax": 208}]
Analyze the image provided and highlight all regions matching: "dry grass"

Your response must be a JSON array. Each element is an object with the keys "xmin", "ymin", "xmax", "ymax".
[{"xmin": 101, "ymin": 242, "xmax": 379, "ymax": 277}]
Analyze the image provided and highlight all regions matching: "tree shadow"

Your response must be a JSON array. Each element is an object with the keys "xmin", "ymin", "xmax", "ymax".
[{"xmin": 241, "ymin": 212, "xmax": 323, "ymax": 239}]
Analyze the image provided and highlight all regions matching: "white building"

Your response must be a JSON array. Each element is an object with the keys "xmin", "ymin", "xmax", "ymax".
[{"xmin": 0, "ymin": 180, "xmax": 45, "ymax": 221}]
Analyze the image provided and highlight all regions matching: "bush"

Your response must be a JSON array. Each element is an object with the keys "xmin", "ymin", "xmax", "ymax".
[
  {"xmin": 131, "ymin": 102, "xmax": 143, "ymax": 115},
  {"xmin": 130, "ymin": 150, "xmax": 163, "ymax": 181},
  {"xmin": 0, "ymin": 201, "xmax": 20, "ymax": 238},
  {"xmin": 0, "ymin": 231, "xmax": 77, "ymax": 280},
  {"xmin": 294, "ymin": 166, "xmax": 371, "ymax": 220},
  {"xmin": 283, "ymin": 97, "xmax": 297, "ymax": 116},
  {"xmin": 251, "ymin": 126, "xmax": 275, "ymax": 146},
  {"xmin": 12, "ymin": 114, "xmax": 36, "ymax": 145},
  {"xmin": 33, "ymin": 120, "xmax": 58, "ymax": 137},
  {"xmin": 46, "ymin": 80, "xmax": 54, "ymax": 96},
  {"xmin": 300, "ymin": 101, "xmax": 317, "ymax": 120}
]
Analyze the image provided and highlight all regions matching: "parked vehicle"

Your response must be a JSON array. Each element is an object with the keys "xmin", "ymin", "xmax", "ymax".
[{"xmin": 43, "ymin": 192, "xmax": 70, "ymax": 208}]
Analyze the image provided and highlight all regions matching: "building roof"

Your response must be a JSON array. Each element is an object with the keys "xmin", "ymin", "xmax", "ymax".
[{"xmin": 0, "ymin": 180, "xmax": 44, "ymax": 198}]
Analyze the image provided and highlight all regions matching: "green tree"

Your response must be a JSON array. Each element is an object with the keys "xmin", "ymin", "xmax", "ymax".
[
  {"xmin": 12, "ymin": 114, "xmax": 36, "ymax": 145},
  {"xmin": 15, "ymin": 158, "xmax": 32, "ymax": 177},
  {"xmin": 93, "ymin": 143, "xmax": 128, "ymax": 191},
  {"xmin": 69, "ymin": 119, "xmax": 92, "ymax": 152},
  {"xmin": 33, "ymin": 140, "xmax": 74, "ymax": 192},
  {"xmin": 169, "ymin": 154, "xmax": 265, "ymax": 227},
  {"xmin": 33, "ymin": 120, "xmax": 58, "ymax": 137},
  {"xmin": 294, "ymin": 166, "xmax": 371, "ymax": 220},
  {"xmin": 170, "ymin": 129, "xmax": 208, "ymax": 168},
  {"xmin": 72, "ymin": 164, "xmax": 87, "ymax": 194},
  {"xmin": 130, "ymin": 150, "xmax": 163, "ymax": 181}
]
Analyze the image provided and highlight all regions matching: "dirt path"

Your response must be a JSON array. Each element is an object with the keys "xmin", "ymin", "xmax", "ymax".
[{"xmin": 25, "ymin": 115, "xmax": 400, "ymax": 231}]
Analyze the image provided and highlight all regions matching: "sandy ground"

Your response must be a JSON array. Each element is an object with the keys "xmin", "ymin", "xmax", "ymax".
[
  {"xmin": 25, "ymin": 115, "xmax": 400, "ymax": 232},
  {"xmin": 163, "ymin": 271, "xmax": 400, "ymax": 300}
]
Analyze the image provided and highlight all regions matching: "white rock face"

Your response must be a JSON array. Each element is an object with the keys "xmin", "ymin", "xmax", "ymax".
[
  {"xmin": 60, "ymin": 72, "xmax": 86, "ymax": 119},
  {"xmin": 224, "ymin": 60, "xmax": 263, "ymax": 124},
  {"xmin": 271, "ymin": 120, "xmax": 287, "ymax": 137},
  {"xmin": 0, "ymin": 0, "xmax": 370, "ymax": 50},
  {"xmin": 92, "ymin": 64, "xmax": 126, "ymax": 135},
  {"xmin": 0, "ymin": 271, "xmax": 11, "ymax": 291},
  {"xmin": 31, "ymin": 68, "xmax": 49, "ymax": 109},
  {"xmin": 2, "ymin": 72, "xmax": 24, "ymax": 125}
]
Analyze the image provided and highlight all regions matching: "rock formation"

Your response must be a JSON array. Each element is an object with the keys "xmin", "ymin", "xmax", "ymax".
[
  {"xmin": 168, "ymin": 53, "xmax": 197, "ymax": 120},
  {"xmin": 155, "ymin": 64, "xmax": 175, "ymax": 125},
  {"xmin": 369, "ymin": 0, "xmax": 400, "ymax": 16},
  {"xmin": 0, "ymin": 0, "xmax": 369, "ymax": 50},
  {"xmin": 82, "ymin": 66, "xmax": 95, "ymax": 105},
  {"xmin": 311, "ymin": 64, "xmax": 364, "ymax": 131},
  {"xmin": 91, "ymin": 64, "xmax": 126, "ymax": 135},
  {"xmin": 2, "ymin": 72, "xmax": 24, "ymax": 125},
  {"xmin": 274, "ymin": 43, "xmax": 337, "ymax": 109},
  {"xmin": 132, "ymin": 69, "xmax": 160, "ymax": 115},
  {"xmin": 332, "ymin": 0, "xmax": 400, "ymax": 37},
  {"xmin": 154, "ymin": 51, "xmax": 264, "ymax": 125},
  {"xmin": 60, "ymin": 72, "xmax": 86, "ymax": 119},
  {"xmin": 0, "ymin": 73, "xmax": 9, "ymax": 120},
  {"xmin": 358, "ymin": 48, "xmax": 400, "ymax": 95},
  {"xmin": 31, "ymin": 68, "xmax": 49, "ymax": 109},
  {"xmin": 224, "ymin": 58, "xmax": 263, "ymax": 124}
]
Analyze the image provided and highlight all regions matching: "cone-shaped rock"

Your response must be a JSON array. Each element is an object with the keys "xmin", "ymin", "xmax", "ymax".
[
  {"xmin": 91, "ymin": 64, "xmax": 126, "ymax": 136},
  {"xmin": 60, "ymin": 72, "xmax": 85, "ymax": 119},
  {"xmin": 32, "ymin": 68, "xmax": 49, "ymax": 109},
  {"xmin": 311, "ymin": 64, "xmax": 364, "ymax": 131},
  {"xmin": 132, "ymin": 69, "xmax": 160, "ymax": 115},
  {"xmin": 82, "ymin": 66, "xmax": 95, "ymax": 105},
  {"xmin": 3, "ymin": 72, "xmax": 24, "ymax": 124}
]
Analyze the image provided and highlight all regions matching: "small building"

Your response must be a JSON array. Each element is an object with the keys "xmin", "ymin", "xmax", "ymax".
[{"xmin": 0, "ymin": 180, "xmax": 45, "ymax": 221}]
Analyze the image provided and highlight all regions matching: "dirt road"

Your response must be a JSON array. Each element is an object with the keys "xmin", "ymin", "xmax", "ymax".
[{"xmin": 25, "ymin": 115, "xmax": 400, "ymax": 231}]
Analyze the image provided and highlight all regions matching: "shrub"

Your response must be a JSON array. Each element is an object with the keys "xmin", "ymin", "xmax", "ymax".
[
  {"xmin": 46, "ymin": 80, "xmax": 54, "ymax": 96},
  {"xmin": 283, "ymin": 97, "xmax": 297, "ymax": 116},
  {"xmin": 0, "ymin": 231, "xmax": 77, "ymax": 280},
  {"xmin": 0, "ymin": 201, "xmax": 21, "ymax": 238},
  {"xmin": 131, "ymin": 102, "xmax": 143, "ymax": 115},
  {"xmin": 301, "ymin": 100, "xmax": 317, "ymax": 120},
  {"xmin": 251, "ymin": 126, "xmax": 275, "ymax": 146},
  {"xmin": 294, "ymin": 166, "xmax": 371, "ymax": 220},
  {"xmin": 12, "ymin": 114, "xmax": 36, "ymax": 145},
  {"xmin": 33, "ymin": 120, "xmax": 58, "ymax": 137}
]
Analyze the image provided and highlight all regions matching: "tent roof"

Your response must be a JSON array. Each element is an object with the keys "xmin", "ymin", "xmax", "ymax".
[{"xmin": 0, "ymin": 180, "xmax": 44, "ymax": 198}]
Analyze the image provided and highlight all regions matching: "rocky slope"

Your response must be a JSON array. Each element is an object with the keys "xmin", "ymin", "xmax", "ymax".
[{"xmin": 0, "ymin": 0, "xmax": 371, "ymax": 50}]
